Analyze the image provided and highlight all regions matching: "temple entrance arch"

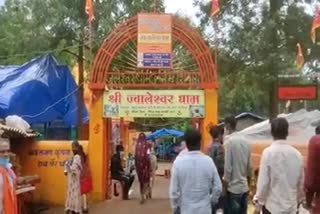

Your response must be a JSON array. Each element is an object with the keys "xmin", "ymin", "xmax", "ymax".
[{"xmin": 88, "ymin": 13, "xmax": 218, "ymax": 201}]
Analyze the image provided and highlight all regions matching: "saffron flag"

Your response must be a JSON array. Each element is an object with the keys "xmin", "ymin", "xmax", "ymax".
[
  {"xmin": 85, "ymin": 0, "xmax": 95, "ymax": 22},
  {"xmin": 311, "ymin": 7, "xmax": 320, "ymax": 43},
  {"xmin": 211, "ymin": 0, "xmax": 220, "ymax": 17},
  {"xmin": 296, "ymin": 43, "xmax": 304, "ymax": 69}
]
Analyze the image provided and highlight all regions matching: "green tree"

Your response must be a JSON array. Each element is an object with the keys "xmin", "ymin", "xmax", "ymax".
[
  {"xmin": 0, "ymin": 0, "xmax": 165, "ymax": 65},
  {"xmin": 194, "ymin": 0, "xmax": 315, "ymax": 117}
]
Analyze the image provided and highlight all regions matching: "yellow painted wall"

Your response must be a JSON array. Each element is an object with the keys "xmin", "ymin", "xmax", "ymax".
[
  {"xmin": 202, "ymin": 89, "xmax": 218, "ymax": 150},
  {"xmin": 13, "ymin": 140, "xmax": 88, "ymax": 205},
  {"xmin": 88, "ymin": 93, "xmax": 107, "ymax": 201}
]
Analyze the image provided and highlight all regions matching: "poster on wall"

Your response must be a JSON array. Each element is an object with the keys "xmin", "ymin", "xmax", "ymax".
[
  {"xmin": 103, "ymin": 90, "xmax": 205, "ymax": 118},
  {"xmin": 137, "ymin": 14, "xmax": 172, "ymax": 69}
]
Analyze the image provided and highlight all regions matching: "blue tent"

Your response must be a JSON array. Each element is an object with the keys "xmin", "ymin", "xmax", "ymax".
[
  {"xmin": 146, "ymin": 128, "xmax": 184, "ymax": 140},
  {"xmin": 0, "ymin": 54, "xmax": 88, "ymax": 126}
]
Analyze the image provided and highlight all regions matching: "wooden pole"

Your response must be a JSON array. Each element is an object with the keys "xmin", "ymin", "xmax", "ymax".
[
  {"xmin": 77, "ymin": 43, "xmax": 84, "ymax": 139},
  {"xmin": 153, "ymin": 0, "xmax": 157, "ymax": 12}
]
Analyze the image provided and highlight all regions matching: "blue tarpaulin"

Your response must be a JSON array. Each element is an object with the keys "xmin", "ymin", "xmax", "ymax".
[
  {"xmin": 0, "ymin": 54, "xmax": 88, "ymax": 126},
  {"xmin": 146, "ymin": 128, "xmax": 184, "ymax": 140}
]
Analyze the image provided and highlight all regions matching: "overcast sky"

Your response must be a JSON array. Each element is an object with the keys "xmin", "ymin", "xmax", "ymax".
[{"xmin": 164, "ymin": 0, "xmax": 198, "ymax": 21}]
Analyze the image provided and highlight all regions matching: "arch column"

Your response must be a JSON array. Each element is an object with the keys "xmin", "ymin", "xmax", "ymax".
[
  {"xmin": 88, "ymin": 90, "xmax": 107, "ymax": 201},
  {"xmin": 202, "ymin": 89, "xmax": 218, "ymax": 151}
]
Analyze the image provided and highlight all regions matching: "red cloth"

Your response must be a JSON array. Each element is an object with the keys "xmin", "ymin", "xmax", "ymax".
[
  {"xmin": 135, "ymin": 133, "xmax": 151, "ymax": 192},
  {"xmin": 80, "ymin": 156, "xmax": 93, "ymax": 194},
  {"xmin": 305, "ymin": 135, "xmax": 320, "ymax": 212}
]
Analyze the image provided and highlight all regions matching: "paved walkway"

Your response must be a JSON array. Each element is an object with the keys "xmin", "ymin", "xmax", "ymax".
[
  {"xmin": 43, "ymin": 162, "xmax": 308, "ymax": 214},
  {"xmin": 44, "ymin": 163, "xmax": 172, "ymax": 214}
]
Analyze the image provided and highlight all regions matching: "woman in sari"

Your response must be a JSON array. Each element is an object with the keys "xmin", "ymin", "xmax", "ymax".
[
  {"xmin": 64, "ymin": 141, "xmax": 82, "ymax": 214},
  {"xmin": 135, "ymin": 133, "xmax": 151, "ymax": 204}
]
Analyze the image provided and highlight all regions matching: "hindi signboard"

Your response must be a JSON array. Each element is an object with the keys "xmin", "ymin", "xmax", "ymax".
[
  {"xmin": 278, "ymin": 85, "xmax": 318, "ymax": 100},
  {"xmin": 137, "ymin": 14, "xmax": 172, "ymax": 69},
  {"xmin": 103, "ymin": 90, "xmax": 205, "ymax": 118}
]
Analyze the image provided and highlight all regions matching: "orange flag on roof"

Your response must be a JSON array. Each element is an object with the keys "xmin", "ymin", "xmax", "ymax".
[
  {"xmin": 311, "ymin": 7, "xmax": 320, "ymax": 43},
  {"xmin": 211, "ymin": 0, "xmax": 220, "ymax": 17},
  {"xmin": 296, "ymin": 43, "xmax": 304, "ymax": 69},
  {"xmin": 85, "ymin": 0, "xmax": 95, "ymax": 22}
]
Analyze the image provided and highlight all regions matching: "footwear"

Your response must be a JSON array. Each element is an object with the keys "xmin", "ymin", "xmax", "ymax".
[
  {"xmin": 140, "ymin": 195, "xmax": 145, "ymax": 204},
  {"xmin": 83, "ymin": 208, "xmax": 89, "ymax": 213}
]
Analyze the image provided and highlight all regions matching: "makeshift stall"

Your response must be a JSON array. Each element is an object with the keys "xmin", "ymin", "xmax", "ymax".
[
  {"xmin": 147, "ymin": 128, "xmax": 184, "ymax": 161},
  {"xmin": 234, "ymin": 109, "xmax": 320, "ymax": 169},
  {"xmin": 146, "ymin": 128, "xmax": 184, "ymax": 140},
  {"xmin": 0, "ymin": 116, "xmax": 42, "ymax": 214},
  {"xmin": 0, "ymin": 55, "xmax": 89, "ymax": 205}
]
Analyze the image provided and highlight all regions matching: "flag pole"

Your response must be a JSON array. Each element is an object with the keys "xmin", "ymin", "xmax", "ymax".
[
  {"xmin": 211, "ymin": 0, "xmax": 220, "ymax": 85},
  {"xmin": 213, "ymin": 17, "xmax": 219, "ymax": 88},
  {"xmin": 88, "ymin": 19, "xmax": 93, "ymax": 59},
  {"xmin": 153, "ymin": 0, "xmax": 157, "ymax": 12}
]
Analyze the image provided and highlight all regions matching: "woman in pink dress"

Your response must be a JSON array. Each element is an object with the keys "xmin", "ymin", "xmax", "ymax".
[{"xmin": 135, "ymin": 133, "xmax": 151, "ymax": 204}]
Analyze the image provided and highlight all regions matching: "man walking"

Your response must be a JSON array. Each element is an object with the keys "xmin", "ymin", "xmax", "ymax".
[
  {"xmin": 208, "ymin": 126, "xmax": 224, "ymax": 213},
  {"xmin": 305, "ymin": 126, "xmax": 320, "ymax": 213},
  {"xmin": 169, "ymin": 129, "xmax": 222, "ymax": 214},
  {"xmin": 224, "ymin": 116, "xmax": 251, "ymax": 214},
  {"xmin": 254, "ymin": 118, "xmax": 304, "ymax": 214}
]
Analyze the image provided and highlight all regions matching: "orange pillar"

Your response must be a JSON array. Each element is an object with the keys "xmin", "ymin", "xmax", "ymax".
[
  {"xmin": 105, "ymin": 118, "xmax": 112, "ymax": 200},
  {"xmin": 88, "ymin": 91, "xmax": 107, "ymax": 201},
  {"xmin": 202, "ymin": 89, "xmax": 218, "ymax": 151}
]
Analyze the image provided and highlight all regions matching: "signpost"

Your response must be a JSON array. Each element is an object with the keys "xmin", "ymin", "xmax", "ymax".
[
  {"xmin": 103, "ymin": 90, "xmax": 205, "ymax": 118},
  {"xmin": 137, "ymin": 14, "xmax": 172, "ymax": 68},
  {"xmin": 277, "ymin": 85, "xmax": 318, "ymax": 100}
]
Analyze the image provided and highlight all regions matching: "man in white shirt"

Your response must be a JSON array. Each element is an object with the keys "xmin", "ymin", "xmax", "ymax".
[
  {"xmin": 169, "ymin": 129, "xmax": 222, "ymax": 214},
  {"xmin": 254, "ymin": 118, "xmax": 304, "ymax": 214},
  {"xmin": 224, "ymin": 116, "xmax": 252, "ymax": 214},
  {"xmin": 177, "ymin": 141, "xmax": 188, "ymax": 157}
]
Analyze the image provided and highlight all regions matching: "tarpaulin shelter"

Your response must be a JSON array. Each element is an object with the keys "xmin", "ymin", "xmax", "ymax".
[
  {"xmin": 0, "ymin": 54, "xmax": 88, "ymax": 126},
  {"xmin": 235, "ymin": 109, "xmax": 320, "ymax": 144},
  {"xmin": 146, "ymin": 128, "xmax": 184, "ymax": 140}
]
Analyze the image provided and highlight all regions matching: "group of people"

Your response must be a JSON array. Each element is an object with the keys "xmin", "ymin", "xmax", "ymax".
[
  {"xmin": 111, "ymin": 133, "xmax": 158, "ymax": 204},
  {"xmin": 64, "ymin": 141, "xmax": 92, "ymax": 214},
  {"xmin": 170, "ymin": 116, "xmax": 320, "ymax": 214}
]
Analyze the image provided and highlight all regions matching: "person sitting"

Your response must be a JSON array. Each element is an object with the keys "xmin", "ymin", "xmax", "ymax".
[{"xmin": 111, "ymin": 145, "xmax": 134, "ymax": 200}]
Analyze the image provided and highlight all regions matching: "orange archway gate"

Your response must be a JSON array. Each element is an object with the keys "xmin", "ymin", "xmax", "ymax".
[{"xmin": 88, "ymin": 13, "xmax": 218, "ymax": 201}]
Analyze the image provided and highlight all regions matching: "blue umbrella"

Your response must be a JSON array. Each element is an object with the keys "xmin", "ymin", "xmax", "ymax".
[
  {"xmin": 146, "ymin": 128, "xmax": 184, "ymax": 140},
  {"xmin": 166, "ymin": 129, "xmax": 184, "ymax": 137}
]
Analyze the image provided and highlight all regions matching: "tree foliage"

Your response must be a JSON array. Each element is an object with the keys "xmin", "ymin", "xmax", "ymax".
[
  {"xmin": 0, "ymin": 0, "xmax": 165, "ymax": 66},
  {"xmin": 1, "ymin": 0, "xmax": 318, "ymax": 122},
  {"xmin": 194, "ymin": 0, "xmax": 317, "ymax": 117}
]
